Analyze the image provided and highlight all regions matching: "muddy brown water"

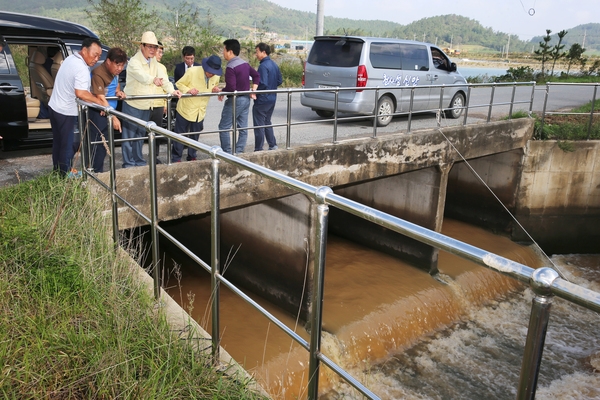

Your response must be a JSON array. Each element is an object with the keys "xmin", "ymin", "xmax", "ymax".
[{"xmin": 160, "ymin": 218, "xmax": 600, "ymax": 399}]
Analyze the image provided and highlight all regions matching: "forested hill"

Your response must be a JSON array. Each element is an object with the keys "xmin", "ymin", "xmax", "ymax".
[
  {"xmin": 1, "ymin": 0, "xmax": 597, "ymax": 53},
  {"xmin": 530, "ymin": 24, "xmax": 600, "ymax": 53}
]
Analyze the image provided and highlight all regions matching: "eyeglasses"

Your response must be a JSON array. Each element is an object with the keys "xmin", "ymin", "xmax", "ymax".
[{"xmin": 144, "ymin": 44, "xmax": 159, "ymax": 50}]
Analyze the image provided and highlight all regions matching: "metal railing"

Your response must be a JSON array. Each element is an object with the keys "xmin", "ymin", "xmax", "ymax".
[
  {"xmin": 77, "ymin": 92, "xmax": 600, "ymax": 400},
  {"xmin": 85, "ymin": 82, "xmax": 541, "ymax": 168},
  {"xmin": 538, "ymin": 82, "xmax": 600, "ymax": 140}
]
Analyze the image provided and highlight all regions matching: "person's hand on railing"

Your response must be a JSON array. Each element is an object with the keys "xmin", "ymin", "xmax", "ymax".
[
  {"xmin": 171, "ymin": 90, "xmax": 182, "ymax": 99},
  {"xmin": 113, "ymin": 116, "xmax": 122, "ymax": 132},
  {"xmin": 188, "ymin": 87, "xmax": 199, "ymax": 96}
]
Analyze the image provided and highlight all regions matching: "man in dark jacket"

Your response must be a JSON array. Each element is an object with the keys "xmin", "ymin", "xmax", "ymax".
[
  {"xmin": 174, "ymin": 46, "xmax": 200, "ymax": 83},
  {"xmin": 252, "ymin": 42, "xmax": 283, "ymax": 151}
]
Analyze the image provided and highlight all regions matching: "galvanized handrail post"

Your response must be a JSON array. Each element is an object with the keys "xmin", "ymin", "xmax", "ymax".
[
  {"xmin": 528, "ymin": 82, "xmax": 536, "ymax": 118},
  {"xmin": 106, "ymin": 112, "xmax": 119, "ymax": 245},
  {"xmin": 286, "ymin": 89, "xmax": 292, "ymax": 149},
  {"xmin": 333, "ymin": 89, "xmax": 339, "ymax": 144},
  {"xmin": 462, "ymin": 86, "xmax": 471, "ymax": 126},
  {"xmin": 77, "ymin": 103, "xmax": 87, "ymax": 176},
  {"xmin": 487, "ymin": 83, "xmax": 496, "ymax": 122},
  {"xmin": 509, "ymin": 82, "xmax": 517, "ymax": 119},
  {"xmin": 517, "ymin": 267, "xmax": 559, "ymax": 400},
  {"xmin": 210, "ymin": 146, "xmax": 222, "ymax": 364},
  {"xmin": 372, "ymin": 87, "xmax": 379, "ymax": 138},
  {"xmin": 586, "ymin": 84, "xmax": 597, "ymax": 140},
  {"xmin": 146, "ymin": 122, "xmax": 161, "ymax": 299},
  {"xmin": 166, "ymin": 93, "xmax": 173, "ymax": 165},
  {"xmin": 307, "ymin": 186, "xmax": 333, "ymax": 400},
  {"xmin": 437, "ymin": 85, "xmax": 445, "ymax": 127},
  {"xmin": 232, "ymin": 92, "xmax": 238, "ymax": 155},
  {"xmin": 407, "ymin": 88, "xmax": 415, "ymax": 133},
  {"xmin": 539, "ymin": 84, "xmax": 550, "ymax": 136}
]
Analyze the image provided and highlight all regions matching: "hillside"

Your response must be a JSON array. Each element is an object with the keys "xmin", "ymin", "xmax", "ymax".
[{"xmin": 1, "ymin": 0, "xmax": 598, "ymax": 54}]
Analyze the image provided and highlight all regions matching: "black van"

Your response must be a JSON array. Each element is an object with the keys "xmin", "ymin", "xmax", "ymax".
[{"xmin": 0, "ymin": 11, "xmax": 107, "ymax": 150}]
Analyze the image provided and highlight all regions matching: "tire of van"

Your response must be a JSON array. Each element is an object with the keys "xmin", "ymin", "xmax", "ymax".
[
  {"xmin": 315, "ymin": 109, "xmax": 334, "ymax": 118},
  {"xmin": 1, "ymin": 139, "xmax": 19, "ymax": 151},
  {"xmin": 445, "ymin": 93, "xmax": 465, "ymax": 119},
  {"xmin": 376, "ymin": 96, "xmax": 395, "ymax": 127}
]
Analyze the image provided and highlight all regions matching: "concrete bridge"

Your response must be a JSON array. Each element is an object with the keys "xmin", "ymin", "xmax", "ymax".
[{"xmin": 94, "ymin": 118, "xmax": 554, "ymax": 318}]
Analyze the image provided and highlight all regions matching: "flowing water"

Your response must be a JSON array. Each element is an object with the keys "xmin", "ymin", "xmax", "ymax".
[{"xmin": 161, "ymin": 219, "xmax": 600, "ymax": 399}]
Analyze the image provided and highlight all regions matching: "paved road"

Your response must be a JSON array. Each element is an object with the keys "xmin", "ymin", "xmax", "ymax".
[{"xmin": 0, "ymin": 84, "xmax": 595, "ymax": 187}]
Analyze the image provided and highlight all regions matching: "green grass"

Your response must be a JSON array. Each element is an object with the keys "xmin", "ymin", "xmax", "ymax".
[{"xmin": 0, "ymin": 174, "xmax": 266, "ymax": 399}]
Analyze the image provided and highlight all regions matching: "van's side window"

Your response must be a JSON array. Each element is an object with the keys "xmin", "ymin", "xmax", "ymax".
[
  {"xmin": 370, "ymin": 43, "xmax": 401, "ymax": 70},
  {"xmin": 431, "ymin": 48, "xmax": 450, "ymax": 71},
  {"xmin": 399, "ymin": 44, "xmax": 429, "ymax": 71}
]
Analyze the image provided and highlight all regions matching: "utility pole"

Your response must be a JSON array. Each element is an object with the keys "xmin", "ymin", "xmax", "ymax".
[
  {"xmin": 583, "ymin": 29, "xmax": 586, "ymax": 48},
  {"xmin": 506, "ymin": 35, "xmax": 510, "ymax": 60},
  {"xmin": 423, "ymin": 32, "xmax": 426, "ymax": 42},
  {"xmin": 316, "ymin": 0, "xmax": 324, "ymax": 36}
]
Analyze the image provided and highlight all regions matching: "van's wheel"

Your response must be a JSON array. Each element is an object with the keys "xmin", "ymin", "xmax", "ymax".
[
  {"xmin": 315, "ymin": 109, "xmax": 334, "ymax": 118},
  {"xmin": 445, "ymin": 92, "xmax": 465, "ymax": 119},
  {"xmin": 376, "ymin": 96, "xmax": 394, "ymax": 127}
]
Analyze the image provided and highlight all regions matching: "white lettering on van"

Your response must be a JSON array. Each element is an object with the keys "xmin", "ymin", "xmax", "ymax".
[
  {"xmin": 382, "ymin": 74, "xmax": 403, "ymax": 86},
  {"xmin": 402, "ymin": 75, "xmax": 420, "ymax": 86}
]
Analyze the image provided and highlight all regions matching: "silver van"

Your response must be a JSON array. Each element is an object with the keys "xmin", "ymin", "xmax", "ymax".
[{"xmin": 300, "ymin": 36, "xmax": 468, "ymax": 127}]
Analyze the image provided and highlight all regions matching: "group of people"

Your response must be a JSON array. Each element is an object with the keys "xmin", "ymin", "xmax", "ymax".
[{"xmin": 47, "ymin": 31, "xmax": 283, "ymax": 177}]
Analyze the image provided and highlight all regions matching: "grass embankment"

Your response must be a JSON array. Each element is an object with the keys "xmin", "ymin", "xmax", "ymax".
[
  {"xmin": 532, "ymin": 99, "xmax": 600, "ymax": 141},
  {"xmin": 0, "ymin": 174, "xmax": 265, "ymax": 399}
]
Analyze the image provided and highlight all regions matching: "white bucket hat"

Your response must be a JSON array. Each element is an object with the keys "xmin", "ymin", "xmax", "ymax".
[{"xmin": 132, "ymin": 31, "xmax": 159, "ymax": 46}]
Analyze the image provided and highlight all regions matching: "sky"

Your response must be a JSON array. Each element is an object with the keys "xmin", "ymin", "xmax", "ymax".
[{"xmin": 267, "ymin": 0, "xmax": 599, "ymax": 41}]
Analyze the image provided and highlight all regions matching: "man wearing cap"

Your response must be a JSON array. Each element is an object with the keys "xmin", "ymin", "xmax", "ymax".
[
  {"xmin": 148, "ymin": 41, "xmax": 168, "ymax": 163},
  {"xmin": 171, "ymin": 55, "xmax": 222, "ymax": 162},
  {"xmin": 121, "ymin": 31, "xmax": 181, "ymax": 168}
]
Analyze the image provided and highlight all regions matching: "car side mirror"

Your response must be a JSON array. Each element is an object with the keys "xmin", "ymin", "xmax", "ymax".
[{"xmin": 450, "ymin": 62, "xmax": 457, "ymax": 72}]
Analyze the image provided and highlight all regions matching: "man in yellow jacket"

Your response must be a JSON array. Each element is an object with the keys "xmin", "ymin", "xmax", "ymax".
[
  {"xmin": 171, "ymin": 55, "xmax": 222, "ymax": 162},
  {"xmin": 121, "ymin": 31, "xmax": 181, "ymax": 168}
]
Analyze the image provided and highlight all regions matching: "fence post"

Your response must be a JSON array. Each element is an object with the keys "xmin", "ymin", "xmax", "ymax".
[
  {"xmin": 539, "ymin": 84, "xmax": 550, "ymax": 136},
  {"xmin": 509, "ymin": 82, "xmax": 517, "ymax": 119},
  {"xmin": 517, "ymin": 267, "xmax": 559, "ymax": 400},
  {"xmin": 286, "ymin": 88, "xmax": 293, "ymax": 149},
  {"xmin": 407, "ymin": 88, "xmax": 415, "ymax": 133},
  {"xmin": 587, "ymin": 84, "xmax": 597, "ymax": 140},
  {"xmin": 106, "ymin": 111, "xmax": 119, "ymax": 245},
  {"xmin": 487, "ymin": 83, "xmax": 496, "ymax": 123},
  {"xmin": 145, "ymin": 122, "xmax": 161, "ymax": 299},
  {"xmin": 462, "ymin": 86, "xmax": 471, "ymax": 126},
  {"xmin": 232, "ymin": 92, "xmax": 238, "ymax": 155},
  {"xmin": 372, "ymin": 87, "xmax": 379, "ymax": 138},
  {"xmin": 77, "ymin": 103, "xmax": 87, "ymax": 176},
  {"xmin": 333, "ymin": 90, "xmax": 339, "ymax": 144},
  {"xmin": 210, "ymin": 146, "xmax": 222, "ymax": 364},
  {"xmin": 307, "ymin": 186, "xmax": 333, "ymax": 399}
]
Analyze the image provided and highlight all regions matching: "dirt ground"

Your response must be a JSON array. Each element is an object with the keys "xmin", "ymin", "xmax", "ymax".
[{"xmin": 0, "ymin": 146, "xmax": 54, "ymax": 188}]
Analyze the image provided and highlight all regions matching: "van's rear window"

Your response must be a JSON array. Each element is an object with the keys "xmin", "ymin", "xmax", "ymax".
[{"xmin": 308, "ymin": 40, "xmax": 363, "ymax": 67}]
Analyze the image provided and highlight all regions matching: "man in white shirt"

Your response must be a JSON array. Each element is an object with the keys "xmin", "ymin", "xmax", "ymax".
[{"xmin": 49, "ymin": 37, "xmax": 103, "ymax": 176}]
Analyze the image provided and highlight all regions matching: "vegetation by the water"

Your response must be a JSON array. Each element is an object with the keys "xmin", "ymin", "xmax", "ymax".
[
  {"xmin": 505, "ymin": 99, "xmax": 600, "ymax": 142},
  {"xmin": 0, "ymin": 174, "xmax": 265, "ymax": 399}
]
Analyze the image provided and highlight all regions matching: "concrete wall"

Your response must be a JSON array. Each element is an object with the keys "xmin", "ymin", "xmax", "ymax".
[
  {"xmin": 513, "ymin": 140, "xmax": 600, "ymax": 253},
  {"xmin": 331, "ymin": 166, "xmax": 448, "ymax": 273},
  {"xmin": 96, "ymin": 118, "xmax": 533, "ymax": 230},
  {"xmin": 446, "ymin": 149, "xmax": 524, "ymax": 232}
]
